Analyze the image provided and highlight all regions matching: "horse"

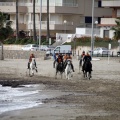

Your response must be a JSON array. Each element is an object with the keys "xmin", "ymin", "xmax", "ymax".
[
  {"xmin": 29, "ymin": 58, "xmax": 38, "ymax": 76},
  {"xmin": 65, "ymin": 59, "xmax": 73, "ymax": 80},
  {"xmin": 79, "ymin": 58, "xmax": 83, "ymax": 73},
  {"xmin": 83, "ymin": 58, "xmax": 92, "ymax": 80},
  {"xmin": 55, "ymin": 62, "xmax": 64, "ymax": 79}
]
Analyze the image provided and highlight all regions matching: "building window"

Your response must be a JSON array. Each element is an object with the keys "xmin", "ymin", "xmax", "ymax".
[
  {"xmin": 85, "ymin": 17, "xmax": 92, "ymax": 23},
  {"xmin": 104, "ymin": 30, "xmax": 109, "ymax": 38},
  {"xmin": 98, "ymin": 0, "xmax": 101, "ymax": 7}
]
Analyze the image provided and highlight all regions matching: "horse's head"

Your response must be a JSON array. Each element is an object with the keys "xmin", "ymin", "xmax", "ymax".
[
  {"xmin": 32, "ymin": 57, "xmax": 35, "ymax": 61},
  {"xmin": 31, "ymin": 58, "xmax": 35, "ymax": 64},
  {"xmin": 67, "ymin": 60, "xmax": 71, "ymax": 65}
]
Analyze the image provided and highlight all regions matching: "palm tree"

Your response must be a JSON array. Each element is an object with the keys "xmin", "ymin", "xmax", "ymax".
[
  {"xmin": 0, "ymin": 12, "xmax": 13, "ymax": 60},
  {"xmin": 111, "ymin": 18, "xmax": 120, "ymax": 40},
  {"xmin": 46, "ymin": 0, "xmax": 50, "ymax": 42},
  {"xmin": 33, "ymin": 0, "xmax": 36, "ymax": 41},
  {"xmin": 16, "ymin": 0, "xmax": 19, "ymax": 40}
]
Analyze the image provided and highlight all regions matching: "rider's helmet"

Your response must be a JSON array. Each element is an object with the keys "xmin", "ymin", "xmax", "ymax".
[
  {"xmin": 31, "ymin": 53, "xmax": 35, "ymax": 57},
  {"xmin": 86, "ymin": 51, "xmax": 90, "ymax": 56},
  {"xmin": 82, "ymin": 51, "xmax": 85, "ymax": 53}
]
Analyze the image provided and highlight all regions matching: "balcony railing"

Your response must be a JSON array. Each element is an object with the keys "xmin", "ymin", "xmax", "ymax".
[
  {"xmin": 101, "ymin": 18, "xmax": 116, "ymax": 25},
  {"xmin": 0, "ymin": 2, "xmax": 78, "ymax": 7},
  {"xmin": 102, "ymin": 1, "xmax": 120, "ymax": 7},
  {"xmin": 0, "ymin": 2, "xmax": 15, "ymax": 6}
]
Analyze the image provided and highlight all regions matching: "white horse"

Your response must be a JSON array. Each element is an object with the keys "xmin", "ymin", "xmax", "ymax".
[
  {"xmin": 29, "ymin": 58, "xmax": 38, "ymax": 76},
  {"xmin": 65, "ymin": 59, "xmax": 73, "ymax": 80},
  {"xmin": 79, "ymin": 56, "xmax": 84, "ymax": 73}
]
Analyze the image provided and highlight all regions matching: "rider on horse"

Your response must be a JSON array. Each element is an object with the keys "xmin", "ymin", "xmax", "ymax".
[
  {"xmin": 82, "ymin": 52, "xmax": 92, "ymax": 71},
  {"xmin": 56, "ymin": 53, "xmax": 64, "ymax": 68},
  {"xmin": 27, "ymin": 53, "xmax": 37, "ymax": 69},
  {"xmin": 64, "ymin": 53, "xmax": 75, "ymax": 72},
  {"xmin": 81, "ymin": 51, "xmax": 85, "ymax": 58}
]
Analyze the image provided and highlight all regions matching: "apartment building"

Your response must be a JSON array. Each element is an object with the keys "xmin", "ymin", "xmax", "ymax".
[
  {"xmin": 0, "ymin": 0, "xmax": 112, "ymax": 38},
  {"xmin": 99, "ymin": 0, "xmax": 120, "ymax": 39}
]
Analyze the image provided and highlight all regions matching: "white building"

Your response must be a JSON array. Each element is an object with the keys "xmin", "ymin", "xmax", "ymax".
[{"xmin": 0, "ymin": 0, "xmax": 112, "ymax": 38}]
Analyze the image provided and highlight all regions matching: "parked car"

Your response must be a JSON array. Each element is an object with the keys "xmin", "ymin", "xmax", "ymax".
[
  {"xmin": 40, "ymin": 45, "xmax": 54, "ymax": 51},
  {"xmin": 117, "ymin": 51, "xmax": 120, "ymax": 56},
  {"xmin": 89, "ymin": 47, "xmax": 110, "ymax": 55},
  {"xmin": 22, "ymin": 44, "xmax": 39, "ymax": 51},
  {"xmin": 46, "ymin": 45, "xmax": 72, "ymax": 56}
]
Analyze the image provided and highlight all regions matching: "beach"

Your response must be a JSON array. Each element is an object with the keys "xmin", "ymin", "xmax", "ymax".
[{"xmin": 0, "ymin": 56, "xmax": 120, "ymax": 120}]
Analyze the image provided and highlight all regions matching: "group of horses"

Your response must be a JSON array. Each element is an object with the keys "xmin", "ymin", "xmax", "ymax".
[
  {"xmin": 55, "ymin": 59, "xmax": 73, "ymax": 80},
  {"xmin": 27, "ymin": 57, "xmax": 92, "ymax": 80},
  {"xmin": 55, "ymin": 57, "xmax": 92, "ymax": 80}
]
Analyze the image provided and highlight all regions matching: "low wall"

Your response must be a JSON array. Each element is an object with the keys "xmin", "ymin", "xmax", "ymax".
[
  {"xmin": 0, "ymin": 50, "xmax": 46, "ymax": 59},
  {"xmin": 76, "ymin": 46, "xmax": 119, "ymax": 56},
  {"xmin": 3, "ymin": 45, "xmax": 23, "ymax": 50}
]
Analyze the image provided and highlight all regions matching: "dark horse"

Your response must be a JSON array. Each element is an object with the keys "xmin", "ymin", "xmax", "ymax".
[
  {"xmin": 79, "ymin": 58, "xmax": 83, "ymax": 73},
  {"xmin": 83, "ymin": 58, "xmax": 92, "ymax": 80},
  {"xmin": 55, "ymin": 62, "xmax": 64, "ymax": 79}
]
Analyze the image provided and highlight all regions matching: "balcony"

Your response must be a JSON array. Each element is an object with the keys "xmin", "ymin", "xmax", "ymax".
[
  {"xmin": 11, "ymin": 20, "xmax": 73, "ymax": 31},
  {"xmin": 0, "ymin": 2, "xmax": 27, "ymax": 13},
  {"xmin": 102, "ymin": 1, "xmax": 120, "ymax": 7},
  {"xmin": 101, "ymin": 18, "xmax": 116, "ymax": 25}
]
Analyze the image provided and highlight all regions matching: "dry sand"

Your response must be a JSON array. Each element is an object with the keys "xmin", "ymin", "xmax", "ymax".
[{"xmin": 0, "ymin": 56, "xmax": 120, "ymax": 120}]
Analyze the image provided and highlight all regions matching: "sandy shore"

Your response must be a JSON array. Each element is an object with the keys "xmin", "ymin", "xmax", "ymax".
[{"xmin": 0, "ymin": 56, "xmax": 120, "ymax": 120}]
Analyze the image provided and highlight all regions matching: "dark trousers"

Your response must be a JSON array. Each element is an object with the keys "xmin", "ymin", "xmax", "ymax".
[{"xmin": 53, "ymin": 60, "xmax": 56, "ymax": 68}]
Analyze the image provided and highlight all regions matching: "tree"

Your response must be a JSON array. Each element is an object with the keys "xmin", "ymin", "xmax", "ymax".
[
  {"xmin": 0, "ymin": 12, "xmax": 13, "ymax": 60},
  {"xmin": 16, "ymin": 0, "xmax": 19, "ymax": 40},
  {"xmin": 33, "ymin": 0, "xmax": 36, "ymax": 41},
  {"xmin": 46, "ymin": 0, "xmax": 50, "ymax": 42},
  {"xmin": 111, "ymin": 18, "xmax": 120, "ymax": 40}
]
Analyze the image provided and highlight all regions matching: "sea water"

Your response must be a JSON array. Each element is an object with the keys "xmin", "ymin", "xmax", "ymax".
[{"xmin": 0, "ymin": 84, "xmax": 46, "ymax": 114}]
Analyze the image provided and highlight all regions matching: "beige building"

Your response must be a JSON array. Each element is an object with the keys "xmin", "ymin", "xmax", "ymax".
[
  {"xmin": 99, "ymin": 0, "xmax": 120, "ymax": 39},
  {"xmin": 0, "ymin": 0, "xmax": 112, "ymax": 38}
]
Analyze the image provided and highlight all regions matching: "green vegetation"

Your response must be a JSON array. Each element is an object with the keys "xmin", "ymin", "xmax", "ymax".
[
  {"xmin": 3, "ymin": 37, "xmax": 55, "ymax": 45},
  {"xmin": 64, "ymin": 36, "xmax": 119, "ymax": 49},
  {"xmin": 111, "ymin": 18, "xmax": 120, "ymax": 40}
]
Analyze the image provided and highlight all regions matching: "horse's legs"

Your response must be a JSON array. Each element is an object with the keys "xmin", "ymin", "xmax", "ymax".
[
  {"xmin": 55, "ymin": 70, "xmax": 57, "ymax": 79},
  {"xmin": 35, "ymin": 67, "xmax": 38, "ymax": 72},
  {"xmin": 60, "ymin": 72, "xmax": 62, "ymax": 79},
  {"xmin": 65, "ymin": 68, "xmax": 68, "ymax": 79},
  {"xmin": 31, "ymin": 68, "xmax": 34, "ymax": 76},
  {"xmin": 88, "ymin": 71, "xmax": 92, "ymax": 80},
  {"xmin": 29, "ymin": 69, "xmax": 30, "ymax": 76}
]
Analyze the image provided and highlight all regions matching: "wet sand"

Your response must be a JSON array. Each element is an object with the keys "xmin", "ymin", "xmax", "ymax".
[{"xmin": 0, "ymin": 56, "xmax": 120, "ymax": 120}]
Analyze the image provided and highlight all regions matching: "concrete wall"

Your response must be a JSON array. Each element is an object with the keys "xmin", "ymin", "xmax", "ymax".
[
  {"xmin": 76, "ymin": 46, "xmax": 119, "ymax": 56},
  {"xmin": 0, "ymin": 50, "xmax": 46, "ymax": 59}
]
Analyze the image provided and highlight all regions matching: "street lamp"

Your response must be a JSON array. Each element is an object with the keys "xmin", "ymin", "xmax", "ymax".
[
  {"xmin": 39, "ymin": 0, "xmax": 42, "ymax": 50},
  {"xmin": 93, "ymin": 21, "xmax": 98, "ymax": 49},
  {"xmin": 91, "ymin": 0, "xmax": 95, "ymax": 57},
  {"xmin": 28, "ymin": 21, "xmax": 32, "ymax": 39},
  {"xmin": 64, "ymin": 20, "xmax": 67, "ymax": 33},
  {"xmin": 95, "ymin": 21, "xmax": 98, "ymax": 28}
]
